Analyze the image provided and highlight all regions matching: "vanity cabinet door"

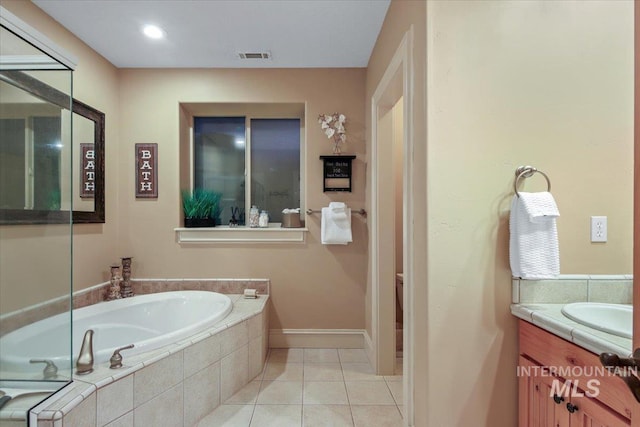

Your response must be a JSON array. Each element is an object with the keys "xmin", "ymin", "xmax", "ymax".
[
  {"xmin": 534, "ymin": 371, "xmax": 571, "ymax": 427},
  {"xmin": 519, "ymin": 321, "xmax": 636, "ymax": 426},
  {"xmin": 519, "ymin": 356, "xmax": 570, "ymax": 427},
  {"xmin": 569, "ymin": 395, "xmax": 631, "ymax": 427}
]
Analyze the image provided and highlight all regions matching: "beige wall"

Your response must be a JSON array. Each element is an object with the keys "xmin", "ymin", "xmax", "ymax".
[
  {"xmin": 425, "ymin": 1, "xmax": 631, "ymax": 426},
  {"xmin": 0, "ymin": 2, "xmax": 368, "ymax": 331},
  {"xmin": 366, "ymin": 0, "xmax": 633, "ymax": 425},
  {"xmin": 0, "ymin": 0, "xmax": 120, "ymax": 312},
  {"xmin": 117, "ymin": 68, "xmax": 367, "ymax": 330},
  {"xmin": 427, "ymin": 0, "xmax": 633, "ymax": 276}
]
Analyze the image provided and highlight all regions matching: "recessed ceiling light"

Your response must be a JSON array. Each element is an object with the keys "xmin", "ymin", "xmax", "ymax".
[{"xmin": 142, "ymin": 25, "xmax": 165, "ymax": 39}]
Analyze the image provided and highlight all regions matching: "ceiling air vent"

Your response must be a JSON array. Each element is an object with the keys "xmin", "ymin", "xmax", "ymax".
[{"xmin": 238, "ymin": 52, "xmax": 271, "ymax": 60}]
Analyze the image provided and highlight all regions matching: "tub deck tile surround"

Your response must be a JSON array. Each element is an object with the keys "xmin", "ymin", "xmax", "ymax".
[
  {"xmin": 0, "ymin": 278, "xmax": 269, "ymax": 337},
  {"xmin": 23, "ymin": 293, "xmax": 268, "ymax": 427},
  {"xmin": 184, "ymin": 361, "xmax": 221, "ymax": 427},
  {"xmin": 96, "ymin": 375, "xmax": 133, "ymax": 427}
]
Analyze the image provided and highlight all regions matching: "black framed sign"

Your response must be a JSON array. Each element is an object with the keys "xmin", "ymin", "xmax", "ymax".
[{"xmin": 320, "ymin": 155, "xmax": 356, "ymax": 192}]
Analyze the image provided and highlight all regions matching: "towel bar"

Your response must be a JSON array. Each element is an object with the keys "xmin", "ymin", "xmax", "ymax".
[
  {"xmin": 306, "ymin": 208, "xmax": 367, "ymax": 217},
  {"xmin": 514, "ymin": 165, "xmax": 551, "ymax": 197}
]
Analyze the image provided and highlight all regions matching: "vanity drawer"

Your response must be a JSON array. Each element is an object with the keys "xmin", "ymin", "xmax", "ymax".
[{"xmin": 519, "ymin": 320, "xmax": 635, "ymax": 420}]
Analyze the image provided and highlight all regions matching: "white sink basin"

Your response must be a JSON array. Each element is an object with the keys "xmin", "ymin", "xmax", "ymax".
[{"xmin": 561, "ymin": 302, "xmax": 632, "ymax": 339}]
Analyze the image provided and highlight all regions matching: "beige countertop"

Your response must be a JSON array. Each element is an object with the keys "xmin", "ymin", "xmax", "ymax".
[{"xmin": 511, "ymin": 303, "xmax": 632, "ymax": 357}]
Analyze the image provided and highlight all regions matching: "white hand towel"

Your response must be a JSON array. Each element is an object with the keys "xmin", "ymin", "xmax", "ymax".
[
  {"xmin": 321, "ymin": 202, "xmax": 353, "ymax": 245},
  {"xmin": 518, "ymin": 191, "xmax": 560, "ymax": 223},
  {"xmin": 509, "ymin": 194, "xmax": 560, "ymax": 279}
]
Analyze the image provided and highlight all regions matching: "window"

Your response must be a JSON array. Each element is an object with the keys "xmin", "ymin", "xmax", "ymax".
[{"xmin": 193, "ymin": 116, "xmax": 302, "ymax": 225}]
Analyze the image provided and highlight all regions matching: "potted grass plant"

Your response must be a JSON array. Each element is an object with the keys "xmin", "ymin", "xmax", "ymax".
[{"xmin": 181, "ymin": 189, "xmax": 222, "ymax": 227}]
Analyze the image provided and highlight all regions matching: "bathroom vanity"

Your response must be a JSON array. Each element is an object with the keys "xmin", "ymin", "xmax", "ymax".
[
  {"xmin": 511, "ymin": 275, "xmax": 637, "ymax": 426},
  {"xmin": 518, "ymin": 320, "xmax": 635, "ymax": 426}
]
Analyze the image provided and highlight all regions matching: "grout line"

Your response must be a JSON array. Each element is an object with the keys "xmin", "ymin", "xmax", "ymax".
[
  {"xmin": 248, "ymin": 398, "xmax": 258, "ymax": 427},
  {"xmin": 299, "ymin": 402, "xmax": 304, "ymax": 427}
]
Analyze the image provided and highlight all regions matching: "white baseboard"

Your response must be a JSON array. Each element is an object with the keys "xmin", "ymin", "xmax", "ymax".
[{"xmin": 269, "ymin": 329, "xmax": 365, "ymax": 349}]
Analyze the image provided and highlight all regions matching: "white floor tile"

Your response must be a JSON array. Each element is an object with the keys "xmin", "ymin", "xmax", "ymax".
[
  {"xmin": 268, "ymin": 348, "xmax": 304, "ymax": 363},
  {"xmin": 303, "ymin": 405, "xmax": 353, "ymax": 427},
  {"xmin": 198, "ymin": 349, "xmax": 404, "ymax": 427},
  {"xmin": 303, "ymin": 381, "xmax": 349, "ymax": 405},
  {"xmin": 196, "ymin": 404, "xmax": 254, "ymax": 427},
  {"xmin": 264, "ymin": 362, "xmax": 304, "ymax": 381},
  {"xmin": 351, "ymin": 405, "xmax": 403, "ymax": 427},
  {"xmin": 345, "ymin": 381, "xmax": 396, "ymax": 405},
  {"xmin": 257, "ymin": 380, "xmax": 303, "ymax": 404},
  {"xmin": 386, "ymin": 381, "xmax": 403, "ymax": 406},
  {"xmin": 337, "ymin": 349, "xmax": 369, "ymax": 364},
  {"xmin": 303, "ymin": 348, "xmax": 340, "ymax": 363},
  {"xmin": 341, "ymin": 363, "xmax": 384, "ymax": 382},
  {"xmin": 250, "ymin": 404, "xmax": 302, "ymax": 427},
  {"xmin": 303, "ymin": 363, "xmax": 344, "ymax": 381}
]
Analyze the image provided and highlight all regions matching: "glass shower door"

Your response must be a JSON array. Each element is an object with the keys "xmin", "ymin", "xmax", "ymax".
[{"xmin": 0, "ymin": 18, "xmax": 73, "ymax": 425}]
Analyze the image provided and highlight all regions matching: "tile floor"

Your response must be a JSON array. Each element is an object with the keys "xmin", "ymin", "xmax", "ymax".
[{"xmin": 197, "ymin": 348, "xmax": 404, "ymax": 427}]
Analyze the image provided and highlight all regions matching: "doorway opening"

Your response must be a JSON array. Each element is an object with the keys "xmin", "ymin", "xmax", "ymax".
[{"xmin": 370, "ymin": 27, "xmax": 414, "ymax": 426}]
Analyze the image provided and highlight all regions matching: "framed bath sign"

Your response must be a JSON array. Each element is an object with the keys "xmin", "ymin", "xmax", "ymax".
[
  {"xmin": 135, "ymin": 143, "xmax": 158, "ymax": 198},
  {"xmin": 320, "ymin": 155, "xmax": 356, "ymax": 192},
  {"xmin": 80, "ymin": 143, "xmax": 95, "ymax": 198}
]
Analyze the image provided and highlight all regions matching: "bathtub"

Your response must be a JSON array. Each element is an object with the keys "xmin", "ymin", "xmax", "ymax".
[{"xmin": 0, "ymin": 291, "xmax": 232, "ymax": 374}]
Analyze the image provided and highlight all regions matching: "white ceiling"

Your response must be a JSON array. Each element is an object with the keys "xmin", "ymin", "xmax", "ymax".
[{"xmin": 32, "ymin": 0, "xmax": 391, "ymax": 68}]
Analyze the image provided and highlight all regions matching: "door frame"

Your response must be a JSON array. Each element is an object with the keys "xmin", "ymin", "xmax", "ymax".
[{"xmin": 370, "ymin": 26, "xmax": 415, "ymax": 426}]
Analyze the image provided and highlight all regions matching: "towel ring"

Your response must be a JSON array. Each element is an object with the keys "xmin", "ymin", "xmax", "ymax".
[{"xmin": 514, "ymin": 166, "xmax": 551, "ymax": 197}]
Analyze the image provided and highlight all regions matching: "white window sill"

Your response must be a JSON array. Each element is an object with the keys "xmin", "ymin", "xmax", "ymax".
[{"xmin": 175, "ymin": 224, "xmax": 307, "ymax": 243}]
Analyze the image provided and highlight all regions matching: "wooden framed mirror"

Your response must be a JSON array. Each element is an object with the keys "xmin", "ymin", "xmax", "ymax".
[{"xmin": 0, "ymin": 70, "xmax": 105, "ymax": 224}]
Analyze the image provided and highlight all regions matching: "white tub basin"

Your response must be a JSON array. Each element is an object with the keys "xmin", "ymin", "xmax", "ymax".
[
  {"xmin": 561, "ymin": 302, "xmax": 632, "ymax": 339},
  {"xmin": 0, "ymin": 291, "xmax": 233, "ymax": 373}
]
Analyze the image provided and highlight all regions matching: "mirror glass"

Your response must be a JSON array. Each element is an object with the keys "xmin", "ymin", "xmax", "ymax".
[
  {"xmin": 0, "ymin": 71, "xmax": 104, "ymax": 224},
  {"xmin": 0, "ymin": 79, "xmax": 66, "ymax": 211}
]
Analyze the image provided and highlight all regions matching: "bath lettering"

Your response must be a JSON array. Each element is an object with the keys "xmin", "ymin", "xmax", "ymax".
[
  {"xmin": 80, "ymin": 143, "xmax": 95, "ymax": 198},
  {"xmin": 135, "ymin": 143, "xmax": 158, "ymax": 198}
]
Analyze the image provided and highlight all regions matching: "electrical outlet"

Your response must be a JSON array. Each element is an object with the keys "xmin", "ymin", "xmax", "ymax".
[{"xmin": 590, "ymin": 216, "xmax": 607, "ymax": 243}]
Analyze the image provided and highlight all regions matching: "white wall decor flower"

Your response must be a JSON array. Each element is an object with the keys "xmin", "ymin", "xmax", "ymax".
[{"xmin": 318, "ymin": 112, "xmax": 347, "ymax": 154}]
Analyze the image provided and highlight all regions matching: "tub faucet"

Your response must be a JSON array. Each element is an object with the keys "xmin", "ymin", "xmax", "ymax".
[
  {"xmin": 109, "ymin": 344, "xmax": 135, "ymax": 369},
  {"xmin": 76, "ymin": 329, "xmax": 94, "ymax": 375},
  {"xmin": 30, "ymin": 359, "xmax": 58, "ymax": 380}
]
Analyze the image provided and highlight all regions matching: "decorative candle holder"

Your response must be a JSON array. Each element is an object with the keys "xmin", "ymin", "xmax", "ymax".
[
  {"xmin": 120, "ymin": 257, "xmax": 134, "ymax": 298},
  {"xmin": 107, "ymin": 264, "xmax": 122, "ymax": 301}
]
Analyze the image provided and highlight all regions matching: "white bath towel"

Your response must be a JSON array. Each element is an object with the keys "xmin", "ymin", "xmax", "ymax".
[
  {"xmin": 518, "ymin": 191, "xmax": 560, "ymax": 223},
  {"xmin": 321, "ymin": 202, "xmax": 353, "ymax": 245},
  {"xmin": 509, "ymin": 193, "xmax": 560, "ymax": 279}
]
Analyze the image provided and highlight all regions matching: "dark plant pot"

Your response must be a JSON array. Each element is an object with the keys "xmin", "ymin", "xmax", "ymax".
[{"xmin": 184, "ymin": 218, "xmax": 216, "ymax": 228}]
